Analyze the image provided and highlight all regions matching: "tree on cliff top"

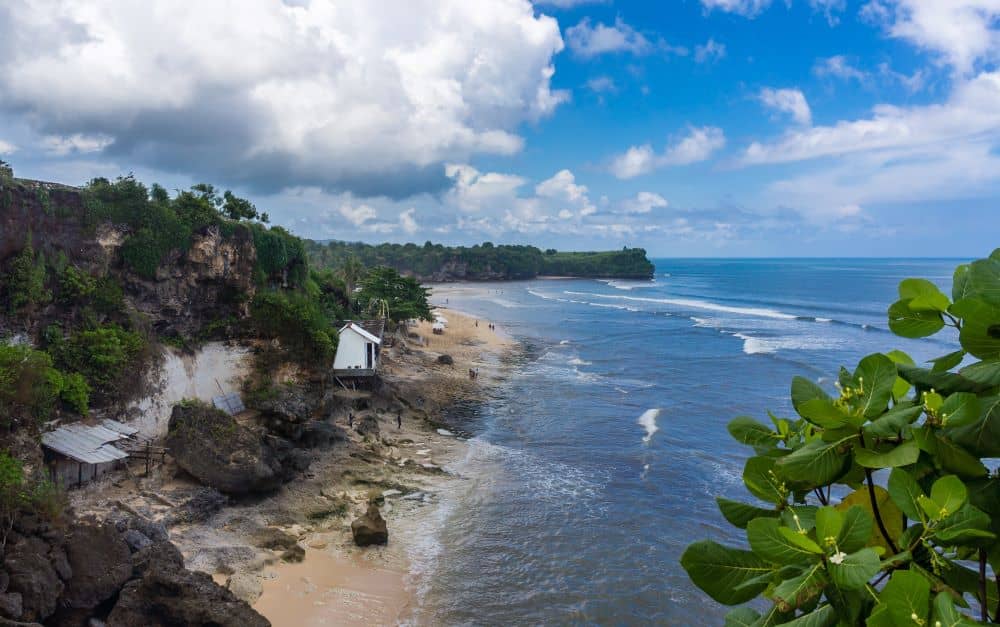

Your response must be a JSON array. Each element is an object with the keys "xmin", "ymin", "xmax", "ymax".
[{"xmin": 356, "ymin": 266, "xmax": 431, "ymax": 323}]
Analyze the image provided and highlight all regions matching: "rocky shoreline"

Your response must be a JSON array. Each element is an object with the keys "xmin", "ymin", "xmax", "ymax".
[{"xmin": 17, "ymin": 307, "xmax": 515, "ymax": 626}]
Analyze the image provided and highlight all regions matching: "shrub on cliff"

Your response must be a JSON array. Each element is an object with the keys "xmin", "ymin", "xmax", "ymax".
[
  {"xmin": 0, "ymin": 344, "xmax": 89, "ymax": 427},
  {"xmin": 53, "ymin": 324, "xmax": 145, "ymax": 402},
  {"xmin": 682, "ymin": 249, "xmax": 1000, "ymax": 625},
  {"xmin": 356, "ymin": 266, "xmax": 432, "ymax": 322},
  {"xmin": 4, "ymin": 233, "xmax": 50, "ymax": 312},
  {"xmin": 250, "ymin": 289, "xmax": 336, "ymax": 364}
]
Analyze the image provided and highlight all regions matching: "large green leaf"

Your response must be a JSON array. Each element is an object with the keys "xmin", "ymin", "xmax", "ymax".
[
  {"xmin": 837, "ymin": 486, "xmax": 902, "ymax": 553},
  {"xmin": 959, "ymin": 359, "xmax": 1000, "ymax": 387},
  {"xmin": 744, "ymin": 456, "xmax": 787, "ymax": 505},
  {"xmin": 930, "ymin": 475, "xmax": 968, "ymax": 515},
  {"xmin": 780, "ymin": 604, "xmax": 837, "ymax": 627},
  {"xmin": 796, "ymin": 399, "xmax": 850, "ymax": 429},
  {"xmin": 931, "ymin": 592, "xmax": 976, "ymax": 627},
  {"xmin": 933, "ymin": 504, "xmax": 996, "ymax": 547},
  {"xmin": 888, "ymin": 299, "xmax": 944, "ymax": 338},
  {"xmin": 775, "ymin": 436, "xmax": 855, "ymax": 490},
  {"xmin": 827, "ymin": 548, "xmax": 880, "ymax": 590},
  {"xmin": 680, "ymin": 541, "xmax": 773, "ymax": 605},
  {"xmin": 854, "ymin": 353, "xmax": 897, "ymax": 419},
  {"xmin": 951, "ymin": 298, "xmax": 1000, "ymax": 360},
  {"xmin": 879, "ymin": 570, "xmax": 930, "ymax": 626},
  {"xmin": 963, "ymin": 255, "xmax": 1000, "ymax": 306},
  {"xmin": 747, "ymin": 518, "xmax": 823, "ymax": 565},
  {"xmin": 729, "ymin": 416, "xmax": 779, "ymax": 448},
  {"xmin": 791, "ymin": 377, "xmax": 833, "ymax": 419},
  {"xmin": 887, "ymin": 350, "xmax": 916, "ymax": 400},
  {"xmin": 724, "ymin": 607, "xmax": 761, "ymax": 627},
  {"xmin": 911, "ymin": 427, "xmax": 988, "ymax": 478},
  {"xmin": 854, "ymin": 439, "xmax": 919, "ymax": 469},
  {"xmin": 864, "ymin": 404, "xmax": 923, "ymax": 438},
  {"xmin": 772, "ymin": 563, "xmax": 827, "ymax": 612},
  {"xmin": 931, "ymin": 350, "xmax": 967, "ymax": 373},
  {"xmin": 952, "ymin": 263, "xmax": 972, "ymax": 302},
  {"xmin": 900, "ymin": 278, "xmax": 951, "ymax": 312},
  {"xmin": 888, "ymin": 467, "xmax": 926, "ymax": 521},
  {"xmin": 941, "ymin": 393, "xmax": 982, "ymax": 428},
  {"xmin": 897, "ymin": 365, "xmax": 989, "ymax": 395},
  {"xmin": 716, "ymin": 497, "xmax": 779, "ymax": 529},
  {"xmin": 836, "ymin": 506, "xmax": 874, "ymax": 554},
  {"xmin": 814, "ymin": 507, "xmax": 843, "ymax": 545},
  {"xmin": 947, "ymin": 396, "xmax": 1000, "ymax": 457}
]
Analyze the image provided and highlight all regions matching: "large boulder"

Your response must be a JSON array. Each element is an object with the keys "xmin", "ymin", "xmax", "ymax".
[
  {"xmin": 165, "ymin": 402, "xmax": 295, "ymax": 494},
  {"xmin": 60, "ymin": 521, "xmax": 132, "ymax": 611},
  {"xmin": 350, "ymin": 504, "xmax": 388, "ymax": 547},
  {"xmin": 107, "ymin": 542, "xmax": 269, "ymax": 627},
  {"xmin": 354, "ymin": 414, "xmax": 380, "ymax": 439},
  {"xmin": 4, "ymin": 536, "xmax": 63, "ymax": 621}
]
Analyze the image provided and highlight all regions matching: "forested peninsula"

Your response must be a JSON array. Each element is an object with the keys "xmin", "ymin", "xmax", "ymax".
[{"xmin": 305, "ymin": 240, "xmax": 655, "ymax": 282}]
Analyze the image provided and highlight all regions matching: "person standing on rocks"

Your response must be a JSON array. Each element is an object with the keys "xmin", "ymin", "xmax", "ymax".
[
  {"xmin": 348, "ymin": 412, "xmax": 354, "ymax": 428},
  {"xmin": 397, "ymin": 413, "xmax": 402, "ymax": 429}
]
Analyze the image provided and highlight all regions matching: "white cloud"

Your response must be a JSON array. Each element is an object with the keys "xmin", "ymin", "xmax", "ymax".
[
  {"xmin": 759, "ymin": 88, "xmax": 812, "ymax": 125},
  {"xmin": 610, "ymin": 126, "xmax": 726, "ymax": 179},
  {"xmin": 535, "ymin": 169, "xmax": 597, "ymax": 215},
  {"xmin": 534, "ymin": 0, "xmax": 606, "ymax": 6},
  {"xmin": 743, "ymin": 71, "xmax": 1000, "ymax": 165},
  {"xmin": 586, "ymin": 76, "xmax": 617, "ymax": 93},
  {"xmin": 621, "ymin": 191, "xmax": 669, "ymax": 214},
  {"xmin": 861, "ymin": 1, "xmax": 1000, "ymax": 75},
  {"xmin": 399, "ymin": 208, "xmax": 419, "ymax": 235},
  {"xmin": 0, "ymin": 140, "xmax": 16, "ymax": 155},
  {"xmin": 565, "ymin": 17, "xmax": 652, "ymax": 58},
  {"xmin": 445, "ymin": 164, "xmax": 527, "ymax": 212},
  {"xmin": 0, "ymin": 0, "xmax": 568, "ymax": 197},
  {"xmin": 814, "ymin": 55, "xmax": 868, "ymax": 81},
  {"xmin": 810, "ymin": 0, "xmax": 846, "ymax": 25},
  {"xmin": 694, "ymin": 38, "xmax": 727, "ymax": 63},
  {"xmin": 700, "ymin": 0, "xmax": 774, "ymax": 17},
  {"xmin": 42, "ymin": 133, "xmax": 113, "ymax": 156},
  {"xmin": 337, "ymin": 203, "xmax": 377, "ymax": 226}
]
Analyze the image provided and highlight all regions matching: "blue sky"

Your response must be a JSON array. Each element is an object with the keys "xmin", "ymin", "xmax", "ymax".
[{"xmin": 1, "ymin": 1, "xmax": 998, "ymax": 256}]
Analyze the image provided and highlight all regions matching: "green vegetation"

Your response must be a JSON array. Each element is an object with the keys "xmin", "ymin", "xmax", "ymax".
[
  {"xmin": 356, "ymin": 266, "xmax": 432, "ymax": 323},
  {"xmin": 0, "ymin": 451, "xmax": 67, "ymax": 545},
  {"xmin": 682, "ymin": 249, "xmax": 1000, "ymax": 625},
  {"xmin": 250, "ymin": 289, "xmax": 337, "ymax": 364},
  {"xmin": 5, "ymin": 233, "xmax": 50, "ymax": 312},
  {"xmin": 306, "ymin": 239, "xmax": 654, "ymax": 281},
  {"xmin": 52, "ymin": 324, "xmax": 146, "ymax": 402},
  {"xmin": 0, "ymin": 344, "xmax": 89, "ymax": 428}
]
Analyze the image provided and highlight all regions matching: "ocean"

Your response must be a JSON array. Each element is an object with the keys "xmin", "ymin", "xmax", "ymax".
[{"xmin": 406, "ymin": 259, "xmax": 962, "ymax": 625}]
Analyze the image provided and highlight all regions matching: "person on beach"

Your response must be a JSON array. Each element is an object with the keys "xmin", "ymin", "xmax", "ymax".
[
  {"xmin": 348, "ymin": 412, "xmax": 354, "ymax": 427},
  {"xmin": 397, "ymin": 413, "xmax": 402, "ymax": 429}
]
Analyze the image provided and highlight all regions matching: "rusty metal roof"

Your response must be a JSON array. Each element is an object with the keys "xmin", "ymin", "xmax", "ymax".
[{"xmin": 42, "ymin": 423, "xmax": 130, "ymax": 464}]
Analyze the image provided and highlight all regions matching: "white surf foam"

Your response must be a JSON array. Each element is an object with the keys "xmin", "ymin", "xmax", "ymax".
[
  {"xmin": 639, "ymin": 408, "xmax": 661, "ymax": 444},
  {"xmin": 735, "ymin": 333, "xmax": 840, "ymax": 355},
  {"xmin": 568, "ymin": 358, "xmax": 592, "ymax": 366},
  {"xmin": 565, "ymin": 291, "xmax": 797, "ymax": 320}
]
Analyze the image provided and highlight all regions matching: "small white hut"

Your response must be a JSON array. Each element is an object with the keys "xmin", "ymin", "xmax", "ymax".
[{"xmin": 333, "ymin": 321, "xmax": 384, "ymax": 375}]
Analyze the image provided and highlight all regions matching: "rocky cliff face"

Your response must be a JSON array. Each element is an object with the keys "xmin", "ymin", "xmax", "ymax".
[{"xmin": 0, "ymin": 178, "xmax": 256, "ymax": 338}]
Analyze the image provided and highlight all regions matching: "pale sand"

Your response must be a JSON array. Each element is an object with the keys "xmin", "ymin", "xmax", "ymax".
[{"xmin": 251, "ymin": 304, "xmax": 514, "ymax": 627}]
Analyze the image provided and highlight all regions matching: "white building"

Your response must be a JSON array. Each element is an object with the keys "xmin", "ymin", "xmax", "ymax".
[{"xmin": 333, "ymin": 321, "xmax": 383, "ymax": 374}]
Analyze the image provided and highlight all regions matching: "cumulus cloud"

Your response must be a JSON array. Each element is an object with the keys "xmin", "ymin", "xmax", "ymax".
[
  {"xmin": 445, "ymin": 164, "xmax": 527, "ymax": 212},
  {"xmin": 759, "ymin": 88, "xmax": 812, "ymax": 125},
  {"xmin": 743, "ymin": 72, "xmax": 1000, "ymax": 165},
  {"xmin": 609, "ymin": 126, "xmax": 726, "ymax": 179},
  {"xmin": 0, "ymin": 1, "xmax": 568, "ymax": 198},
  {"xmin": 0, "ymin": 140, "xmax": 16, "ymax": 155},
  {"xmin": 700, "ymin": 0, "xmax": 774, "ymax": 18},
  {"xmin": 694, "ymin": 38, "xmax": 727, "ymax": 63},
  {"xmin": 565, "ymin": 17, "xmax": 653, "ymax": 57},
  {"xmin": 535, "ymin": 169, "xmax": 597, "ymax": 215},
  {"xmin": 621, "ymin": 191, "xmax": 669, "ymax": 214},
  {"xmin": 399, "ymin": 208, "xmax": 419, "ymax": 235},
  {"xmin": 861, "ymin": 0, "xmax": 1000, "ymax": 75},
  {"xmin": 337, "ymin": 203, "xmax": 378, "ymax": 226},
  {"xmin": 586, "ymin": 76, "xmax": 617, "ymax": 93},
  {"xmin": 814, "ymin": 55, "xmax": 869, "ymax": 81}
]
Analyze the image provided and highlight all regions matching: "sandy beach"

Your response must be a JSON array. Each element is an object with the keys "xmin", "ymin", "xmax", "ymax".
[{"xmin": 69, "ymin": 303, "xmax": 514, "ymax": 627}]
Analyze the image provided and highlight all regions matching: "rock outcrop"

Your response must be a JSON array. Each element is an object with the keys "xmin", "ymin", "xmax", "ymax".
[
  {"xmin": 107, "ymin": 541, "xmax": 269, "ymax": 627},
  {"xmin": 166, "ymin": 402, "xmax": 299, "ymax": 494},
  {"xmin": 59, "ymin": 521, "xmax": 132, "ymax": 612},
  {"xmin": 350, "ymin": 504, "xmax": 388, "ymax": 547},
  {"xmin": 354, "ymin": 414, "xmax": 380, "ymax": 439}
]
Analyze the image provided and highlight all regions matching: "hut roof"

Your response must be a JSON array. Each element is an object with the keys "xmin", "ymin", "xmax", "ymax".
[
  {"xmin": 338, "ymin": 319, "xmax": 384, "ymax": 344},
  {"xmin": 42, "ymin": 423, "xmax": 129, "ymax": 464}
]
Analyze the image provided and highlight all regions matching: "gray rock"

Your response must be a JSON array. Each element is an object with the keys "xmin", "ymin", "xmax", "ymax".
[
  {"xmin": 127, "ymin": 516, "xmax": 169, "ymax": 543},
  {"xmin": 351, "ymin": 504, "xmax": 388, "ymax": 547},
  {"xmin": 0, "ymin": 593, "xmax": 22, "ymax": 620},
  {"xmin": 354, "ymin": 414, "xmax": 380, "ymax": 439},
  {"xmin": 164, "ymin": 488, "xmax": 228, "ymax": 525},
  {"xmin": 436, "ymin": 354, "xmax": 454, "ymax": 365},
  {"xmin": 166, "ymin": 402, "xmax": 297, "ymax": 494},
  {"xmin": 226, "ymin": 573, "xmax": 263, "ymax": 604},
  {"xmin": 5, "ymin": 536, "xmax": 63, "ymax": 621},
  {"xmin": 123, "ymin": 530, "xmax": 153, "ymax": 553},
  {"xmin": 60, "ymin": 521, "xmax": 132, "ymax": 610}
]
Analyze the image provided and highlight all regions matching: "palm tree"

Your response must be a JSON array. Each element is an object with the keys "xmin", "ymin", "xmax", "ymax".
[
  {"xmin": 367, "ymin": 297, "xmax": 389, "ymax": 321},
  {"xmin": 339, "ymin": 255, "xmax": 365, "ymax": 313}
]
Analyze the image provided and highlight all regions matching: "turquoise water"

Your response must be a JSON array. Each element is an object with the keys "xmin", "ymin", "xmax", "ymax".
[{"xmin": 413, "ymin": 259, "xmax": 962, "ymax": 625}]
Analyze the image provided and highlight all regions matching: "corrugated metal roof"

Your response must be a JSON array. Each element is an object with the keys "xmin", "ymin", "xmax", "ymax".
[
  {"xmin": 42, "ymin": 424, "xmax": 130, "ymax": 464},
  {"xmin": 339, "ymin": 322, "xmax": 381, "ymax": 344},
  {"xmin": 212, "ymin": 393, "xmax": 245, "ymax": 416},
  {"xmin": 101, "ymin": 419, "xmax": 139, "ymax": 437}
]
